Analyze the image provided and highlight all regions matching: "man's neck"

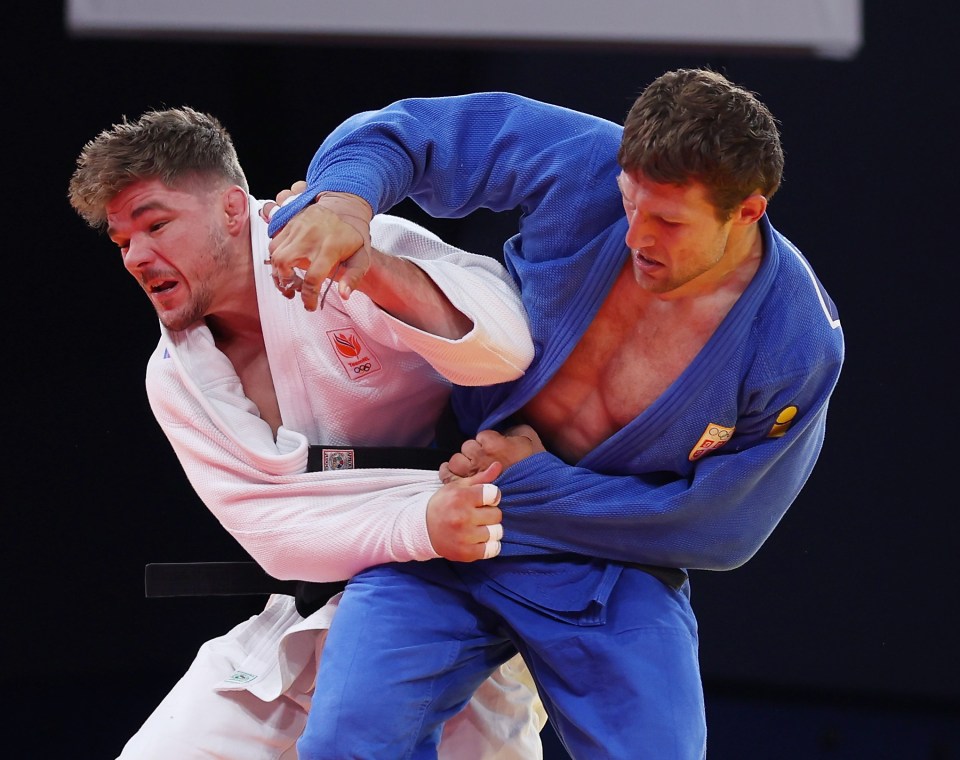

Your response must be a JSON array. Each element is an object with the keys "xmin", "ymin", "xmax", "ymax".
[
  {"xmin": 206, "ymin": 307, "xmax": 263, "ymax": 350},
  {"xmin": 205, "ymin": 233, "xmax": 263, "ymax": 348}
]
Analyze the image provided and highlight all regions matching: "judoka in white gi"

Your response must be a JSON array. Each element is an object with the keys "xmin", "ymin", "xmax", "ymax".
[{"xmin": 69, "ymin": 106, "xmax": 545, "ymax": 760}]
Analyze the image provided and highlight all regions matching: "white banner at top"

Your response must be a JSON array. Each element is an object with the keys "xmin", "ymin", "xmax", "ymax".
[{"xmin": 65, "ymin": 0, "xmax": 862, "ymax": 59}]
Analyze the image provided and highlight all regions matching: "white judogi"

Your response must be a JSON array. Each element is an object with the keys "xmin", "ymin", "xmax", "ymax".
[{"xmin": 117, "ymin": 202, "xmax": 544, "ymax": 759}]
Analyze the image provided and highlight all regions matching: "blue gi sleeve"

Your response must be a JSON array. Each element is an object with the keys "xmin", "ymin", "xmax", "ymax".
[
  {"xmin": 267, "ymin": 92, "xmax": 624, "ymax": 244},
  {"xmin": 494, "ymin": 360, "xmax": 842, "ymax": 572}
]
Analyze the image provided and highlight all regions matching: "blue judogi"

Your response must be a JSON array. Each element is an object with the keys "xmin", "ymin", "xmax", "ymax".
[{"xmin": 270, "ymin": 92, "xmax": 844, "ymax": 759}]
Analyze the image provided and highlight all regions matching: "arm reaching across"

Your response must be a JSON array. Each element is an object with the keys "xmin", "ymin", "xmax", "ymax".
[
  {"xmin": 441, "ymin": 425, "xmax": 546, "ymax": 483},
  {"xmin": 493, "ymin": 360, "xmax": 841, "ymax": 572},
  {"xmin": 266, "ymin": 190, "xmax": 471, "ymax": 338}
]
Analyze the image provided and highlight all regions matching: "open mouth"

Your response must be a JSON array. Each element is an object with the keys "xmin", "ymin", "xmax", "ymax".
[
  {"xmin": 634, "ymin": 250, "xmax": 661, "ymax": 269},
  {"xmin": 148, "ymin": 279, "xmax": 178, "ymax": 294}
]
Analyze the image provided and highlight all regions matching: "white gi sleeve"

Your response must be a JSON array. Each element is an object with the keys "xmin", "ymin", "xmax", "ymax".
[
  {"xmin": 146, "ymin": 337, "xmax": 442, "ymax": 583},
  {"xmin": 353, "ymin": 214, "xmax": 534, "ymax": 385}
]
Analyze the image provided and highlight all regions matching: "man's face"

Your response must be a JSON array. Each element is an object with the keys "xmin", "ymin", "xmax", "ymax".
[
  {"xmin": 617, "ymin": 171, "xmax": 735, "ymax": 294},
  {"xmin": 106, "ymin": 178, "xmax": 233, "ymax": 330}
]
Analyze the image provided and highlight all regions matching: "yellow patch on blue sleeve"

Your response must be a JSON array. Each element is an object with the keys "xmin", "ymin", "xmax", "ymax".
[{"xmin": 767, "ymin": 405, "xmax": 798, "ymax": 438}]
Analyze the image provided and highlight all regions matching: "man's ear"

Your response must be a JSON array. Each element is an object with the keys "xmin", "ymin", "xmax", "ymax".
[
  {"xmin": 223, "ymin": 185, "xmax": 249, "ymax": 235},
  {"xmin": 735, "ymin": 193, "xmax": 768, "ymax": 226}
]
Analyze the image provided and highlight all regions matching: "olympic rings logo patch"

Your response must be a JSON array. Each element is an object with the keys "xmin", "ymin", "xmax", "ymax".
[
  {"xmin": 688, "ymin": 422, "xmax": 736, "ymax": 461},
  {"xmin": 327, "ymin": 328, "xmax": 382, "ymax": 380}
]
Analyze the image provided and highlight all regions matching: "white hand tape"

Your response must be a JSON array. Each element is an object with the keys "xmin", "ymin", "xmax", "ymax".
[
  {"xmin": 481, "ymin": 483, "xmax": 501, "ymax": 507},
  {"xmin": 487, "ymin": 523, "xmax": 504, "ymax": 542},
  {"xmin": 483, "ymin": 539, "xmax": 502, "ymax": 559}
]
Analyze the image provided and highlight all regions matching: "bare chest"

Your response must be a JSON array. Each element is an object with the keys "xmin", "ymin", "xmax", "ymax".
[
  {"xmin": 522, "ymin": 277, "xmax": 728, "ymax": 461},
  {"xmin": 221, "ymin": 342, "xmax": 282, "ymax": 438}
]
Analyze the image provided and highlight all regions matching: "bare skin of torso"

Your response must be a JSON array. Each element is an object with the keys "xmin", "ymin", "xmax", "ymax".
[
  {"xmin": 241, "ymin": 351, "xmax": 284, "ymax": 436},
  {"xmin": 520, "ymin": 257, "xmax": 752, "ymax": 464},
  {"xmin": 215, "ymin": 329, "xmax": 284, "ymax": 439}
]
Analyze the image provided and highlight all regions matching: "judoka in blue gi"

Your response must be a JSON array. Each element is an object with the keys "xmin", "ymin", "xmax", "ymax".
[{"xmin": 266, "ymin": 68, "xmax": 845, "ymax": 759}]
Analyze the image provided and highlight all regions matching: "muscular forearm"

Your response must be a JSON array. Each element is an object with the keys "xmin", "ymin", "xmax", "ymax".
[{"xmin": 358, "ymin": 248, "xmax": 473, "ymax": 339}]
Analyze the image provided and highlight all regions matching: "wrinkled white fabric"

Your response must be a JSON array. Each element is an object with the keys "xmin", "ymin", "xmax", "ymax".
[{"xmin": 119, "ymin": 202, "xmax": 543, "ymax": 760}]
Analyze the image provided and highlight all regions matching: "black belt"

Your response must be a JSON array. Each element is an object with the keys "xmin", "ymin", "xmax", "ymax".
[
  {"xmin": 307, "ymin": 445, "xmax": 453, "ymax": 472},
  {"xmin": 145, "ymin": 560, "xmax": 299, "ymax": 598},
  {"xmin": 145, "ymin": 443, "xmax": 454, "ymax": 616}
]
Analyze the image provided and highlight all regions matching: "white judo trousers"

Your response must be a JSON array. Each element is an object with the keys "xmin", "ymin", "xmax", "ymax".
[
  {"xmin": 116, "ymin": 206, "xmax": 544, "ymax": 758},
  {"xmin": 117, "ymin": 596, "xmax": 544, "ymax": 759}
]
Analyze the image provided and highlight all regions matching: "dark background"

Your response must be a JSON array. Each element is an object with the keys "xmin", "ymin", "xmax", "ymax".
[{"xmin": 4, "ymin": 3, "xmax": 956, "ymax": 758}]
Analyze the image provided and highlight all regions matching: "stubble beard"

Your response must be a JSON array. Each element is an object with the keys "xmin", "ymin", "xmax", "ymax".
[{"xmin": 159, "ymin": 225, "xmax": 233, "ymax": 332}]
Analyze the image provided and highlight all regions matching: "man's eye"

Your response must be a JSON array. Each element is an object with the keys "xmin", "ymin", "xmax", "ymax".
[{"xmin": 150, "ymin": 221, "xmax": 167, "ymax": 233}]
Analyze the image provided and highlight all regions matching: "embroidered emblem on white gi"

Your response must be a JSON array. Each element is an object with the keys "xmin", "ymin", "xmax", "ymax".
[
  {"xmin": 322, "ymin": 449, "xmax": 355, "ymax": 470},
  {"xmin": 225, "ymin": 670, "xmax": 257, "ymax": 684},
  {"xmin": 327, "ymin": 327, "xmax": 382, "ymax": 380},
  {"xmin": 688, "ymin": 422, "xmax": 736, "ymax": 461},
  {"xmin": 767, "ymin": 405, "xmax": 798, "ymax": 438}
]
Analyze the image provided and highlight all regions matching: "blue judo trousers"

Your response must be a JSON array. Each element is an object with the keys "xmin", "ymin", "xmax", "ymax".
[{"xmin": 303, "ymin": 557, "xmax": 705, "ymax": 759}]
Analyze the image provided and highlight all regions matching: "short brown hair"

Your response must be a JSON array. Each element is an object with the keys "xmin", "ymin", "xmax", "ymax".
[
  {"xmin": 617, "ymin": 68, "xmax": 783, "ymax": 219},
  {"xmin": 68, "ymin": 106, "xmax": 248, "ymax": 229}
]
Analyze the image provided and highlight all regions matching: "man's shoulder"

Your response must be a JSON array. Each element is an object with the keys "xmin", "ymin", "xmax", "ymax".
[
  {"xmin": 767, "ymin": 227, "xmax": 841, "ymax": 329},
  {"xmin": 747, "ymin": 235, "xmax": 843, "ymax": 382}
]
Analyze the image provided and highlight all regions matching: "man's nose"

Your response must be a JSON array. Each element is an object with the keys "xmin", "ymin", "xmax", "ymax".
[
  {"xmin": 124, "ymin": 236, "xmax": 154, "ymax": 269},
  {"xmin": 625, "ymin": 214, "xmax": 654, "ymax": 250}
]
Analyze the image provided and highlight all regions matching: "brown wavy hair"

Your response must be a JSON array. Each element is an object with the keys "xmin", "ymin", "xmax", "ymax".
[
  {"xmin": 617, "ymin": 68, "xmax": 783, "ymax": 221},
  {"xmin": 69, "ymin": 106, "xmax": 248, "ymax": 229}
]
